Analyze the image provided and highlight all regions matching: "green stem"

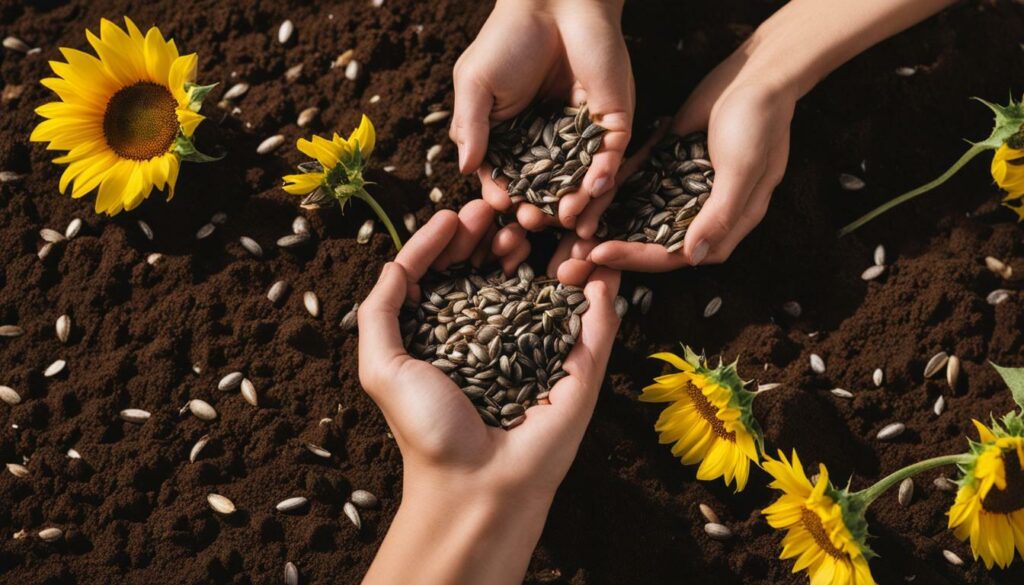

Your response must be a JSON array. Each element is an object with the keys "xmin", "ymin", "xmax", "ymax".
[
  {"xmin": 357, "ymin": 190, "xmax": 403, "ymax": 252},
  {"xmin": 839, "ymin": 143, "xmax": 993, "ymax": 237},
  {"xmin": 849, "ymin": 453, "xmax": 972, "ymax": 511}
]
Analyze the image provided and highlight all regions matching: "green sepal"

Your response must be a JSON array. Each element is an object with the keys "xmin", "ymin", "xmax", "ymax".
[
  {"xmin": 173, "ymin": 133, "xmax": 223, "ymax": 163},
  {"xmin": 827, "ymin": 483, "xmax": 879, "ymax": 560},
  {"xmin": 991, "ymin": 362, "xmax": 1024, "ymax": 410},
  {"xmin": 185, "ymin": 82, "xmax": 218, "ymax": 113}
]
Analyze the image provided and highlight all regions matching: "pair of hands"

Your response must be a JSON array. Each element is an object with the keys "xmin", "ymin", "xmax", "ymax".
[{"xmin": 450, "ymin": 0, "xmax": 796, "ymax": 280}]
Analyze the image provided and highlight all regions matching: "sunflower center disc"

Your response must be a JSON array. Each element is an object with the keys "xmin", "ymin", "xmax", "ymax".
[
  {"xmin": 685, "ymin": 381, "xmax": 736, "ymax": 441},
  {"xmin": 103, "ymin": 81, "xmax": 179, "ymax": 160},
  {"xmin": 800, "ymin": 508, "xmax": 845, "ymax": 559},
  {"xmin": 981, "ymin": 450, "xmax": 1024, "ymax": 514}
]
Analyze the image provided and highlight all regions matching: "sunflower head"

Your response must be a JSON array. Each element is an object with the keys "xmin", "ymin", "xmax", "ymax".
[
  {"xmin": 282, "ymin": 114, "xmax": 376, "ymax": 208},
  {"xmin": 30, "ymin": 17, "xmax": 216, "ymax": 215},
  {"xmin": 991, "ymin": 144, "xmax": 1024, "ymax": 221},
  {"xmin": 948, "ymin": 415, "xmax": 1024, "ymax": 569},
  {"xmin": 763, "ymin": 450, "xmax": 878, "ymax": 585},
  {"xmin": 638, "ymin": 345, "xmax": 763, "ymax": 491}
]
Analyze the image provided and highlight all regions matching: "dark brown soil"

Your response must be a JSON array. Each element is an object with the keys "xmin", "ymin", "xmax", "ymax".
[{"xmin": 1, "ymin": 1, "xmax": 1023, "ymax": 584}]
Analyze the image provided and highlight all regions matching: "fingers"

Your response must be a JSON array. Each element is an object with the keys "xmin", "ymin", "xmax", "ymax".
[
  {"xmin": 394, "ymin": 210, "xmax": 460, "ymax": 299},
  {"xmin": 492, "ymin": 223, "xmax": 531, "ymax": 274},
  {"xmin": 358, "ymin": 262, "xmax": 412, "ymax": 399},
  {"xmin": 451, "ymin": 66, "xmax": 495, "ymax": 174},
  {"xmin": 700, "ymin": 170, "xmax": 777, "ymax": 264},
  {"xmin": 589, "ymin": 241, "xmax": 689, "ymax": 272},
  {"xmin": 478, "ymin": 167, "xmax": 514, "ymax": 212},
  {"xmin": 548, "ymin": 234, "xmax": 599, "ymax": 284},
  {"xmin": 516, "ymin": 202, "xmax": 559, "ymax": 232},
  {"xmin": 432, "ymin": 199, "xmax": 495, "ymax": 270}
]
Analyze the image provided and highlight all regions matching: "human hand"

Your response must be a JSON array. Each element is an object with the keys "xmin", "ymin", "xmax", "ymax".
[
  {"xmin": 450, "ymin": 0, "xmax": 634, "ymax": 233},
  {"xmin": 360, "ymin": 200, "xmax": 621, "ymax": 584}
]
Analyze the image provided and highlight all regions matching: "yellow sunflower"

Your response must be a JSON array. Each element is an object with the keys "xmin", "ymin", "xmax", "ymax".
[
  {"xmin": 991, "ymin": 144, "xmax": 1024, "ymax": 220},
  {"xmin": 948, "ymin": 418, "xmax": 1024, "ymax": 569},
  {"xmin": 763, "ymin": 450, "xmax": 877, "ymax": 585},
  {"xmin": 30, "ymin": 17, "xmax": 214, "ymax": 215},
  {"xmin": 638, "ymin": 346, "xmax": 762, "ymax": 491}
]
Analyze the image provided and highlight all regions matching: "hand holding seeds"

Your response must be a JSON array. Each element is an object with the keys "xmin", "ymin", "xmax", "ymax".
[
  {"xmin": 451, "ymin": 0, "xmax": 633, "ymax": 233},
  {"xmin": 359, "ymin": 202, "xmax": 621, "ymax": 585}
]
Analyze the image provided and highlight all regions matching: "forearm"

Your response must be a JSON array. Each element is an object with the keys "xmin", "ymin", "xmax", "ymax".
[
  {"xmin": 740, "ymin": 0, "xmax": 955, "ymax": 97},
  {"xmin": 363, "ymin": 469, "xmax": 553, "ymax": 585}
]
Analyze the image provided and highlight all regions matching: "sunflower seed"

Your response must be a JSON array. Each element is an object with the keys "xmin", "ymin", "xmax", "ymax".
[
  {"xmin": 614, "ymin": 295, "xmax": 629, "ymax": 318},
  {"xmin": 0, "ymin": 325, "xmax": 24, "ymax": 337},
  {"xmin": 332, "ymin": 49, "xmax": 355, "ymax": 69},
  {"xmin": 924, "ymin": 352, "xmax": 948, "ymax": 378},
  {"xmin": 704, "ymin": 523, "xmax": 732, "ymax": 540},
  {"xmin": 698, "ymin": 503, "xmax": 720, "ymax": 524},
  {"xmin": 217, "ymin": 372, "xmax": 243, "ymax": 391},
  {"xmin": 839, "ymin": 173, "xmax": 866, "ymax": 191},
  {"xmin": 933, "ymin": 476, "xmax": 958, "ymax": 491},
  {"xmin": 257, "ymin": 134, "xmax": 286, "ymax": 154},
  {"xmin": 276, "ymin": 497, "xmax": 308, "ymax": 512},
  {"xmin": 137, "ymin": 220, "xmax": 154, "ymax": 240},
  {"xmin": 0, "ymin": 385, "xmax": 21, "ymax": 405},
  {"xmin": 55, "ymin": 314, "xmax": 70, "ymax": 343},
  {"xmin": 223, "ymin": 82, "xmax": 249, "ymax": 100},
  {"xmin": 297, "ymin": 106, "xmax": 319, "ymax": 128},
  {"xmin": 423, "ymin": 110, "xmax": 450, "ymax": 125},
  {"xmin": 873, "ymin": 368, "xmax": 884, "ymax": 387},
  {"xmin": 946, "ymin": 355, "xmax": 960, "ymax": 389},
  {"xmin": 40, "ymin": 228, "xmax": 65, "ymax": 243},
  {"xmin": 898, "ymin": 478, "xmax": 914, "ymax": 506},
  {"xmin": 876, "ymin": 422, "xmax": 906, "ymax": 440},
  {"xmin": 782, "ymin": 301, "xmax": 802, "ymax": 318},
  {"xmin": 703, "ymin": 296, "xmax": 722, "ymax": 318},
  {"xmin": 369, "ymin": 94, "xmax": 381, "ymax": 104},
  {"xmin": 341, "ymin": 59, "xmax": 361, "ymax": 80},
  {"xmin": 210, "ymin": 212, "xmax": 227, "ymax": 225},
  {"xmin": 37, "ymin": 528, "xmax": 63, "ymax": 542},
  {"xmin": 343, "ymin": 501, "xmax": 362, "ymax": 529},
  {"xmin": 757, "ymin": 383, "xmax": 781, "ymax": 393},
  {"xmin": 942, "ymin": 550, "xmax": 964, "ymax": 566},
  {"xmin": 146, "ymin": 252, "xmax": 162, "ymax": 265},
  {"xmin": 207, "ymin": 493, "xmax": 236, "ymax": 515},
  {"xmin": 38, "ymin": 243, "xmax": 53, "ymax": 260},
  {"xmin": 830, "ymin": 388, "xmax": 853, "ymax": 399},
  {"xmin": 987, "ymin": 289, "xmax": 1011, "ymax": 305},
  {"xmin": 278, "ymin": 19, "xmax": 294, "ymax": 44},
  {"xmin": 44, "ymin": 359, "xmax": 66, "ymax": 377},
  {"xmin": 984, "ymin": 256, "xmax": 1013, "ymax": 279},
  {"xmin": 429, "ymin": 187, "xmax": 444, "ymax": 203},
  {"xmin": 403, "ymin": 213, "xmax": 417, "ymax": 234},
  {"xmin": 188, "ymin": 399, "xmax": 217, "ymax": 421},
  {"xmin": 240, "ymin": 379, "xmax": 258, "ymax": 406},
  {"xmin": 120, "ymin": 408, "xmax": 151, "ymax": 423},
  {"xmin": 809, "ymin": 354, "xmax": 826, "ymax": 374},
  {"xmin": 305, "ymin": 443, "xmax": 331, "ymax": 458},
  {"xmin": 426, "ymin": 144, "xmax": 443, "ymax": 163},
  {"xmin": 236, "ymin": 236, "xmax": 262, "ymax": 258},
  {"xmin": 357, "ymin": 220, "xmax": 375, "ymax": 244},
  {"xmin": 0, "ymin": 170, "xmax": 23, "ymax": 182},
  {"xmin": 351, "ymin": 490, "xmax": 379, "ymax": 509},
  {"xmin": 3, "ymin": 36, "xmax": 31, "ymax": 53},
  {"xmin": 268, "ymin": 280, "xmax": 290, "ymax": 304},
  {"xmin": 277, "ymin": 233, "xmax": 310, "ymax": 248},
  {"xmin": 285, "ymin": 63, "xmax": 304, "ymax": 82},
  {"xmin": 66, "ymin": 448, "xmax": 81, "ymax": 459},
  {"xmin": 6, "ymin": 463, "xmax": 28, "ymax": 477},
  {"xmin": 285, "ymin": 562, "xmax": 299, "ymax": 585},
  {"xmin": 196, "ymin": 223, "xmax": 216, "ymax": 239},
  {"xmin": 874, "ymin": 245, "xmax": 886, "ymax": 266},
  {"xmin": 861, "ymin": 265, "xmax": 886, "ymax": 281},
  {"xmin": 303, "ymin": 291, "xmax": 320, "ymax": 318},
  {"xmin": 933, "ymin": 395, "xmax": 946, "ymax": 416},
  {"xmin": 340, "ymin": 303, "xmax": 360, "ymax": 331},
  {"xmin": 13, "ymin": 529, "xmax": 27, "ymax": 539},
  {"xmin": 895, "ymin": 66, "xmax": 917, "ymax": 77},
  {"xmin": 190, "ymin": 434, "xmax": 210, "ymax": 463},
  {"xmin": 65, "ymin": 218, "xmax": 82, "ymax": 239}
]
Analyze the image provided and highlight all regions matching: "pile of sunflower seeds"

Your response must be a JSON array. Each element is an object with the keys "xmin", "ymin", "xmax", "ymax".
[
  {"xmin": 596, "ymin": 132, "xmax": 713, "ymax": 253},
  {"xmin": 401, "ymin": 263, "xmax": 588, "ymax": 429},
  {"xmin": 486, "ymin": 103, "xmax": 606, "ymax": 216}
]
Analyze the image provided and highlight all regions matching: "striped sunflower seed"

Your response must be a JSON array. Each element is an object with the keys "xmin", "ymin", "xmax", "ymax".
[
  {"xmin": 190, "ymin": 434, "xmax": 210, "ymax": 463},
  {"xmin": 704, "ymin": 522, "xmax": 732, "ymax": 540},
  {"xmin": 703, "ymin": 296, "xmax": 722, "ymax": 318},
  {"xmin": 351, "ymin": 490, "xmax": 379, "ymax": 509},
  {"xmin": 257, "ymin": 135, "xmax": 286, "ymax": 154},
  {"xmin": 196, "ymin": 223, "xmax": 216, "ymax": 239},
  {"xmin": 188, "ymin": 399, "xmax": 217, "ymax": 421},
  {"xmin": 898, "ymin": 478, "xmax": 914, "ymax": 506},
  {"xmin": 44, "ymin": 359, "xmax": 66, "ymax": 377},
  {"xmin": 0, "ymin": 325, "xmax": 24, "ymax": 337},
  {"xmin": 285, "ymin": 562, "xmax": 299, "ymax": 585},
  {"xmin": 218, "ymin": 372, "xmax": 244, "ymax": 391},
  {"xmin": 357, "ymin": 220, "xmax": 375, "ymax": 244},
  {"xmin": 241, "ymin": 379, "xmax": 258, "ymax": 406},
  {"xmin": 223, "ymin": 82, "xmax": 249, "ymax": 100},
  {"xmin": 305, "ymin": 443, "xmax": 331, "ymax": 458},
  {"xmin": 137, "ymin": 220, "xmax": 154, "ymax": 240},
  {"xmin": 923, "ymin": 352, "xmax": 948, "ymax": 378},
  {"xmin": 276, "ymin": 497, "xmax": 308, "ymax": 512},
  {"xmin": 65, "ymin": 218, "xmax": 82, "ymax": 239},
  {"xmin": 297, "ymin": 106, "xmax": 319, "ymax": 128},
  {"xmin": 268, "ymin": 280, "xmax": 290, "ymax": 304},
  {"xmin": 304, "ymin": 291, "xmax": 320, "ymax": 318},
  {"xmin": 698, "ymin": 503, "xmax": 720, "ymax": 524},
  {"xmin": 239, "ymin": 236, "xmax": 263, "ymax": 257},
  {"xmin": 7, "ymin": 463, "xmax": 28, "ymax": 477},
  {"xmin": 946, "ymin": 355, "xmax": 960, "ymax": 389},
  {"xmin": 340, "ymin": 303, "xmax": 360, "ymax": 331},
  {"xmin": 40, "ymin": 228, "xmax": 65, "ymax": 243},
  {"xmin": 56, "ymin": 315, "xmax": 70, "ymax": 343},
  {"xmin": 343, "ymin": 501, "xmax": 362, "ymax": 529},
  {"xmin": 876, "ymin": 422, "xmax": 906, "ymax": 441},
  {"xmin": 120, "ymin": 408, "xmax": 151, "ymax": 423}
]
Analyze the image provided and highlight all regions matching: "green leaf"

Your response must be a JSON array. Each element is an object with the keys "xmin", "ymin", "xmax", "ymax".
[
  {"xmin": 173, "ymin": 134, "xmax": 223, "ymax": 163},
  {"xmin": 185, "ymin": 82, "xmax": 218, "ymax": 113},
  {"xmin": 991, "ymin": 362, "xmax": 1024, "ymax": 409}
]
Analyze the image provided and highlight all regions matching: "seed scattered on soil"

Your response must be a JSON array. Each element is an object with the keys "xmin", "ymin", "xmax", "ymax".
[
  {"xmin": 196, "ymin": 223, "xmax": 216, "ymax": 239},
  {"xmin": 67, "ymin": 448, "xmax": 81, "ymax": 459},
  {"xmin": 277, "ymin": 233, "xmax": 310, "ymax": 248},
  {"xmin": 7, "ymin": 463, "xmax": 28, "ymax": 477},
  {"xmin": 223, "ymin": 82, "xmax": 249, "ymax": 100},
  {"xmin": 65, "ymin": 218, "xmax": 82, "ymax": 239},
  {"xmin": 403, "ymin": 213, "xmax": 417, "ymax": 234},
  {"xmin": 190, "ymin": 435, "xmax": 210, "ymax": 463},
  {"xmin": 257, "ymin": 135, "xmax": 286, "ymax": 155},
  {"xmin": 861, "ymin": 265, "xmax": 886, "ymax": 281},
  {"xmin": 838, "ymin": 173, "xmax": 866, "ymax": 191},
  {"xmin": 757, "ymin": 383, "xmax": 781, "ymax": 393},
  {"xmin": 0, "ymin": 170, "xmax": 24, "ymax": 182},
  {"xmin": 632, "ymin": 285, "xmax": 653, "ymax": 315},
  {"xmin": 830, "ymin": 388, "xmax": 853, "ymax": 399},
  {"xmin": 40, "ymin": 228, "xmax": 65, "ymax": 243},
  {"xmin": 285, "ymin": 63, "xmax": 304, "ymax": 82},
  {"xmin": 423, "ymin": 110, "xmax": 450, "ymax": 125},
  {"xmin": 37, "ymin": 528, "xmax": 63, "ymax": 542},
  {"xmin": 986, "ymin": 289, "xmax": 1010, "ymax": 305},
  {"xmin": 703, "ymin": 296, "xmax": 722, "ymax": 318},
  {"xmin": 44, "ymin": 359, "xmax": 66, "ymax": 377},
  {"xmin": 268, "ymin": 280, "xmax": 290, "ymax": 304},
  {"xmin": 303, "ymin": 291, "xmax": 320, "ymax": 318},
  {"xmin": 297, "ymin": 106, "xmax": 319, "ymax": 128},
  {"xmin": 3, "ymin": 36, "xmax": 32, "ymax": 53},
  {"xmin": 188, "ymin": 399, "xmax": 217, "ymax": 421},
  {"xmin": 873, "ymin": 368, "xmax": 884, "ymax": 387},
  {"xmin": 781, "ymin": 301, "xmax": 802, "ymax": 318},
  {"xmin": 285, "ymin": 562, "xmax": 299, "ymax": 585},
  {"xmin": 136, "ymin": 220, "xmax": 154, "ymax": 240},
  {"xmin": 934, "ymin": 476, "xmax": 958, "ymax": 492},
  {"xmin": 895, "ymin": 66, "xmax": 918, "ymax": 77},
  {"xmin": 873, "ymin": 245, "xmax": 886, "ymax": 266},
  {"xmin": 343, "ymin": 501, "xmax": 362, "ymax": 529},
  {"xmin": 428, "ymin": 187, "xmax": 444, "ymax": 203},
  {"xmin": 923, "ymin": 351, "xmax": 948, "ymax": 378},
  {"xmin": 292, "ymin": 216, "xmax": 310, "ymax": 235},
  {"xmin": 241, "ymin": 379, "xmax": 258, "ymax": 406},
  {"xmin": 340, "ymin": 303, "xmax": 360, "ymax": 331},
  {"xmin": 0, "ymin": 324, "xmax": 24, "ymax": 337},
  {"xmin": 38, "ymin": 244, "xmax": 53, "ymax": 260},
  {"xmin": 350, "ymin": 490, "xmax": 379, "ymax": 509},
  {"xmin": 984, "ymin": 256, "xmax": 1013, "ymax": 279},
  {"xmin": 614, "ymin": 296, "xmax": 629, "ymax": 318},
  {"xmin": 898, "ymin": 478, "xmax": 914, "ymax": 506},
  {"xmin": 345, "ymin": 59, "xmax": 362, "ymax": 80},
  {"xmin": 704, "ymin": 522, "xmax": 732, "ymax": 540},
  {"xmin": 120, "ymin": 409, "xmax": 151, "ymax": 423},
  {"xmin": 809, "ymin": 354, "xmax": 826, "ymax": 374},
  {"xmin": 239, "ymin": 236, "xmax": 263, "ymax": 257},
  {"xmin": 276, "ymin": 497, "xmax": 308, "ymax": 512},
  {"xmin": 219, "ymin": 372, "xmax": 244, "ymax": 391},
  {"xmin": 54, "ymin": 315, "xmax": 70, "ymax": 343},
  {"xmin": 0, "ymin": 385, "xmax": 21, "ymax": 405},
  {"xmin": 305, "ymin": 443, "xmax": 331, "ymax": 458},
  {"xmin": 278, "ymin": 19, "xmax": 294, "ymax": 44},
  {"xmin": 933, "ymin": 395, "xmax": 946, "ymax": 416},
  {"xmin": 942, "ymin": 550, "xmax": 964, "ymax": 566},
  {"xmin": 207, "ymin": 493, "xmax": 236, "ymax": 515},
  {"xmin": 487, "ymin": 103, "xmax": 606, "ymax": 217},
  {"xmin": 698, "ymin": 503, "xmax": 720, "ymax": 524},
  {"xmin": 876, "ymin": 422, "xmax": 906, "ymax": 440},
  {"xmin": 946, "ymin": 355, "xmax": 960, "ymax": 389},
  {"xmin": 357, "ymin": 220, "xmax": 375, "ymax": 244},
  {"xmin": 146, "ymin": 253, "xmax": 162, "ymax": 265}
]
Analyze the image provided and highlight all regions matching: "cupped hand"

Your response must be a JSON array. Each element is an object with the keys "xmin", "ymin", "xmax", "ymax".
[
  {"xmin": 450, "ymin": 0, "xmax": 634, "ymax": 234},
  {"xmin": 357, "ymin": 199, "xmax": 621, "ymax": 499}
]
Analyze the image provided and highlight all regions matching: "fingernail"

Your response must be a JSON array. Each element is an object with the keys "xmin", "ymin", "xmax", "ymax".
[
  {"xmin": 379, "ymin": 262, "xmax": 392, "ymax": 280},
  {"xmin": 457, "ymin": 145, "xmax": 468, "ymax": 173},
  {"xmin": 590, "ymin": 176, "xmax": 609, "ymax": 197},
  {"xmin": 690, "ymin": 240, "xmax": 709, "ymax": 266}
]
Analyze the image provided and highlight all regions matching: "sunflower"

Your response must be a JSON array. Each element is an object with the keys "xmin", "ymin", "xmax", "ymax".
[
  {"xmin": 763, "ymin": 450, "xmax": 877, "ymax": 585},
  {"xmin": 948, "ymin": 417, "xmax": 1024, "ymax": 569},
  {"xmin": 991, "ymin": 144, "xmax": 1024, "ymax": 220},
  {"xmin": 30, "ymin": 17, "xmax": 214, "ymax": 215},
  {"xmin": 282, "ymin": 115, "xmax": 402, "ymax": 251},
  {"xmin": 638, "ymin": 345, "xmax": 762, "ymax": 491}
]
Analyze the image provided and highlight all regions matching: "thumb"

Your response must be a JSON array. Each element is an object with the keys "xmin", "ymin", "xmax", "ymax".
[
  {"xmin": 357, "ymin": 262, "xmax": 413, "ymax": 406},
  {"xmin": 451, "ymin": 63, "xmax": 495, "ymax": 174}
]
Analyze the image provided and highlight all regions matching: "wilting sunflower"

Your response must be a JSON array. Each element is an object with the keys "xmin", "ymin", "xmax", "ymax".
[
  {"xmin": 948, "ymin": 416, "xmax": 1024, "ymax": 569},
  {"xmin": 638, "ymin": 346, "xmax": 762, "ymax": 490},
  {"xmin": 30, "ymin": 17, "xmax": 215, "ymax": 215},
  {"xmin": 763, "ymin": 450, "xmax": 877, "ymax": 585},
  {"xmin": 282, "ymin": 114, "xmax": 402, "ymax": 250}
]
